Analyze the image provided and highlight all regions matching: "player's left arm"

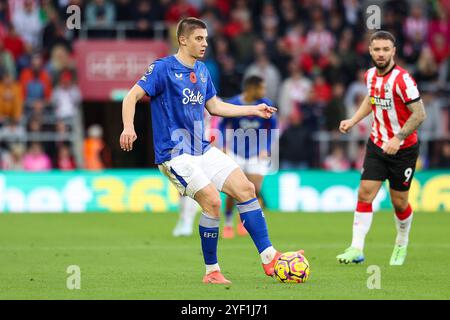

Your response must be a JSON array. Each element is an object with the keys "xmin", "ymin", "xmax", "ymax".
[
  {"xmin": 205, "ymin": 96, "xmax": 277, "ymax": 119},
  {"xmin": 396, "ymin": 99, "xmax": 427, "ymax": 141},
  {"xmin": 383, "ymin": 99, "xmax": 427, "ymax": 155},
  {"xmin": 383, "ymin": 72, "xmax": 427, "ymax": 155}
]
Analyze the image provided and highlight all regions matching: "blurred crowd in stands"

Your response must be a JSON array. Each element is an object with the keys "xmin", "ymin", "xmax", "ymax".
[
  {"xmin": 0, "ymin": 0, "xmax": 449, "ymax": 171},
  {"xmin": 0, "ymin": 0, "xmax": 82, "ymax": 170}
]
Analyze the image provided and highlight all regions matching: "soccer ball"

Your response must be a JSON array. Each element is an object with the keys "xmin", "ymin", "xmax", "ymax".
[{"xmin": 274, "ymin": 251, "xmax": 310, "ymax": 283}]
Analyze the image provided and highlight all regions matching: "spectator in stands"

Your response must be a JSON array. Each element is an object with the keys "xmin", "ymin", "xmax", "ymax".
[
  {"xmin": 344, "ymin": 69, "xmax": 367, "ymax": 109},
  {"xmin": 334, "ymin": 29, "xmax": 358, "ymax": 84},
  {"xmin": 440, "ymin": 56, "xmax": 450, "ymax": 85},
  {"xmin": 323, "ymin": 144, "xmax": 351, "ymax": 172},
  {"xmin": 0, "ymin": 0, "xmax": 8, "ymax": 26},
  {"xmin": 2, "ymin": 24, "xmax": 25, "ymax": 63},
  {"xmin": 283, "ymin": 22, "xmax": 307, "ymax": 59},
  {"xmin": 27, "ymin": 115, "xmax": 44, "ymax": 133},
  {"xmin": 323, "ymin": 83, "xmax": 346, "ymax": 133},
  {"xmin": 200, "ymin": 0, "xmax": 225, "ymax": 21},
  {"xmin": 165, "ymin": 0, "xmax": 199, "ymax": 24},
  {"xmin": 272, "ymin": 38, "xmax": 292, "ymax": 78},
  {"xmin": 403, "ymin": 30, "xmax": 426, "ymax": 65},
  {"xmin": 259, "ymin": 2, "xmax": 279, "ymax": 58},
  {"xmin": 46, "ymin": 44, "xmax": 76, "ymax": 85},
  {"xmin": 244, "ymin": 53, "xmax": 281, "ymax": 102},
  {"xmin": 212, "ymin": 36, "xmax": 232, "ymax": 65},
  {"xmin": 0, "ymin": 73, "xmax": 23, "ymax": 126},
  {"xmin": 12, "ymin": 0, "xmax": 42, "ymax": 48},
  {"xmin": 427, "ymin": 10, "xmax": 450, "ymax": 64},
  {"xmin": 19, "ymin": 52, "xmax": 52, "ymax": 105},
  {"xmin": 218, "ymin": 56, "xmax": 242, "ymax": 99},
  {"xmin": 278, "ymin": 60, "xmax": 312, "ymax": 130},
  {"xmin": 23, "ymin": 142, "xmax": 52, "ymax": 171},
  {"xmin": 279, "ymin": 105, "xmax": 313, "ymax": 169},
  {"xmin": 222, "ymin": 6, "xmax": 246, "ymax": 38},
  {"xmin": 434, "ymin": 140, "xmax": 450, "ymax": 168},
  {"xmin": 200, "ymin": 9, "xmax": 221, "ymax": 40},
  {"xmin": 329, "ymin": 9, "xmax": 345, "ymax": 40},
  {"xmin": 311, "ymin": 74, "xmax": 332, "ymax": 104},
  {"xmin": 429, "ymin": 32, "xmax": 449, "ymax": 66},
  {"xmin": 53, "ymin": 119, "xmax": 71, "ymax": 158},
  {"xmin": 133, "ymin": 0, "xmax": 164, "ymax": 38},
  {"xmin": 232, "ymin": 19, "xmax": 257, "ymax": 67},
  {"xmin": 84, "ymin": 124, "xmax": 110, "ymax": 170},
  {"xmin": 27, "ymin": 99, "xmax": 48, "ymax": 118},
  {"xmin": 404, "ymin": 4, "xmax": 428, "ymax": 44},
  {"xmin": 420, "ymin": 90, "xmax": 446, "ymax": 140},
  {"xmin": 278, "ymin": 0, "xmax": 299, "ymax": 34},
  {"xmin": 40, "ymin": 0, "xmax": 57, "ymax": 22},
  {"xmin": 305, "ymin": 21, "xmax": 335, "ymax": 57},
  {"xmin": 51, "ymin": 70, "xmax": 81, "ymax": 122},
  {"xmin": 42, "ymin": 8, "xmax": 72, "ymax": 56},
  {"xmin": 86, "ymin": 0, "xmax": 116, "ymax": 28},
  {"xmin": 16, "ymin": 42, "xmax": 33, "ymax": 75},
  {"xmin": 415, "ymin": 46, "xmax": 440, "ymax": 85},
  {"xmin": 1, "ymin": 143, "xmax": 25, "ymax": 170},
  {"xmin": 298, "ymin": 89, "xmax": 320, "ymax": 133},
  {"xmin": 116, "ymin": 0, "xmax": 134, "ymax": 22},
  {"xmin": 56, "ymin": 143, "xmax": 76, "ymax": 170},
  {"xmin": 0, "ymin": 38, "xmax": 16, "ymax": 80}
]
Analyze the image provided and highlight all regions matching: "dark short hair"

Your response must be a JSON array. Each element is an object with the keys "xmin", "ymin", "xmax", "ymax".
[
  {"xmin": 176, "ymin": 17, "xmax": 207, "ymax": 42},
  {"xmin": 243, "ymin": 75, "xmax": 264, "ymax": 90},
  {"xmin": 370, "ymin": 30, "xmax": 396, "ymax": 45}
]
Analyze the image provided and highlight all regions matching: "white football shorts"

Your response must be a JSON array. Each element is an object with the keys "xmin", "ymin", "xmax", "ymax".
[{"xmin": 158, "ymin": 146, "xmax": 239, "ymax": 198}]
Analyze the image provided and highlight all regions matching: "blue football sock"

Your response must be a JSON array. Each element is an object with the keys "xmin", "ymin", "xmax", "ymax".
[
  {"xmin": 237, "ymin": 198, "xmax": 272, "ymax": 254},
  {"xmin": 198, "ymin": 212, "xmax": 220, "ymax": 265}
]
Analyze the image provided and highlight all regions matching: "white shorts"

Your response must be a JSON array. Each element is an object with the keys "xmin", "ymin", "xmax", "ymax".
[
  {"xmin": 231, "ymin": 154, "xmax": 269, "ymax": 176},
  {"xmin": 158, "ymin": 147, "xmax": 239, "ymax": 198}
]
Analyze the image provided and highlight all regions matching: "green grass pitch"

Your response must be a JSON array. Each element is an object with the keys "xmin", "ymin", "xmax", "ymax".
[{"xmin": 0, "ymin": 211, "xmax": 449, "ymax": 300}]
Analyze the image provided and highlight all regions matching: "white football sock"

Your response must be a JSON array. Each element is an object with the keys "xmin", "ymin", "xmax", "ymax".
[
  {"xmin": 260, "ymin": 246, "xmax": 277, "ymax": 264},
  {"xmin": 351, "ymin": 211, "xmax": 373, "ymax": 251},
  {"xmin": 205, "ymin": 263, "xmax": 220, "ymax": 275},
  {"xmin": 395, "ymin": 213, "xmax": 413, "ymax": 246}
]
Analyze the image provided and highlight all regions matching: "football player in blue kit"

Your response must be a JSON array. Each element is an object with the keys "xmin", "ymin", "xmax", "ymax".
[
  {"xmin": 219, "ymin": 76, "xmax": 277, "ymax": 239},
  {"xmin": 120, "ymin": 17, "xmax": 302, "ymax": 284}
]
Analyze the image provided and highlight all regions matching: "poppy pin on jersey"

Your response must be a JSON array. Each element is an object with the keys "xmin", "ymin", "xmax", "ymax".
[{"xmin": 190, "ymin": 72, "xmax": 197, "ymax": 83}]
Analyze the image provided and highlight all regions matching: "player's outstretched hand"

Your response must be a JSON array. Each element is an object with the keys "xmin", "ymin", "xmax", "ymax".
[
  {"xmin": 339, "ymin": 119, "xmax": 354, "ymax": 134},
  {"xmin": 255, "ymin": 104, "xmax": 277, "ymax": 119},
  {"xmin": 120, "ymin": 127, "xmax": 137, "ymax": 152}
]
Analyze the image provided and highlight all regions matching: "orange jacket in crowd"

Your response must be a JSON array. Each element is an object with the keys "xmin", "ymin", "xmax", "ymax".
[
  {"xmin": 0, "ymin": 80, "xmax": 23, "ymax": 122},
  {"xmin": 84, "ymin": 137, "xmax": 105, "ymax": 170}
]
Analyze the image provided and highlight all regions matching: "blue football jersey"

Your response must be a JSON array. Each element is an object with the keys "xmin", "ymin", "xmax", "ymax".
[
  {"xmin": 219, "ymin": 95, "xmax": 277, "ymax": 158},
  {"xmin": 137, "ymin": 55, "xmax": 216, "ymax": 164}
]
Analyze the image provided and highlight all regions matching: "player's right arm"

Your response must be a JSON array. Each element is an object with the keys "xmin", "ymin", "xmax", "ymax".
[
  {"xmin": 339, "ymin": 95, "xmax": 372, "ymax": 134},
  {"xmin": 120, "ymin": 61, "xmax": 164, "ymax": 152},
  {"xmin": 120, "ymin": 84, "xmax": 146, "ymax": 152}
]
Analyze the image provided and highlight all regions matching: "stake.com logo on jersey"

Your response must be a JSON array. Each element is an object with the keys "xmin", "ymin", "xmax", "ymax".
[{"xmin": 182, "ymin": 88, "xmax": 204, "ymax": 105}]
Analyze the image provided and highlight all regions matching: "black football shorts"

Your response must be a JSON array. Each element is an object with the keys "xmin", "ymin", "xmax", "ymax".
[{"xmin": 361, "ymin": 139, "xmax": 419, "ymax": 191}]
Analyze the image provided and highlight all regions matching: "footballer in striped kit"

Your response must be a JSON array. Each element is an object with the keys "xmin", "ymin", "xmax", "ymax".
[{"xmin": 337, "ymin": 31, "xmax": 426, "ymax": 266}]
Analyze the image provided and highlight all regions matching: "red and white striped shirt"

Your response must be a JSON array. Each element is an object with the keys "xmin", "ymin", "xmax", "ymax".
[{"xmin": 365, "ymin": 65, "xmax": 421, "ymax": 149}]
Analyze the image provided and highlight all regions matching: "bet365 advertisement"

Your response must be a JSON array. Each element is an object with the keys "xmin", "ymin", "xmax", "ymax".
[{"xmin": 0, "ymin": 170, "xmax": 448, "ymax": 213}]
